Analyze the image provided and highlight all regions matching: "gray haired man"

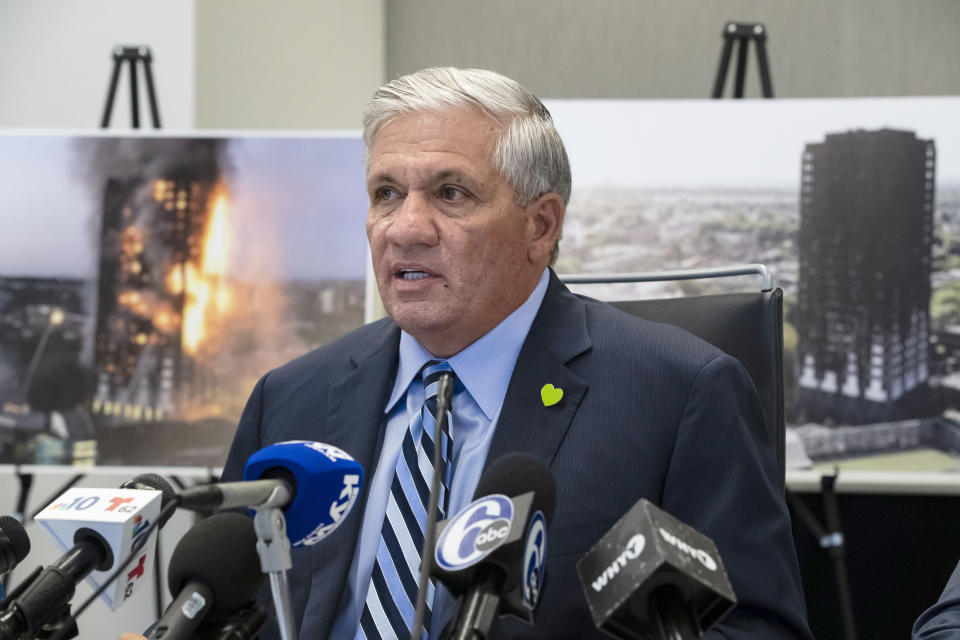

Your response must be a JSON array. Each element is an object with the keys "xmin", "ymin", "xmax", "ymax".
[{"xmin": 216, "ymin": 67, "xmax": 813, "ymax": 639}]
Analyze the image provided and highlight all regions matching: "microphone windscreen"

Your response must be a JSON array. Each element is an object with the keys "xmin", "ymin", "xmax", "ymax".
[
  {"xmin": 167, "ymin": 512, "xmax": 263, "ymax": 622},
  {"xmin": 473, "ymin": 453, "xmax": 557, "ymax": 525},
  {"xmin": 244, "ymin": 441, "xmax": 364, "ymax": 546},
  {"xmin": 0, "ymin": 515, "xmax": 30, "ymax": 563},
  {"xmin": 121, "ymin": 473, "xmax": 177, "ymax": 527}
]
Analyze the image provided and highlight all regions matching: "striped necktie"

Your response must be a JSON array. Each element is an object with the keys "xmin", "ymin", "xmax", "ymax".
[{"xmin": 358, "ymin": 360, "xmax": 455, "ymax": 640}]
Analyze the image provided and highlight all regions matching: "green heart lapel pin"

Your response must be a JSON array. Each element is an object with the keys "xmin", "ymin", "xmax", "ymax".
[{"xmin": 540, "ymin": 383, "xmax": 564, "ymax": 407}]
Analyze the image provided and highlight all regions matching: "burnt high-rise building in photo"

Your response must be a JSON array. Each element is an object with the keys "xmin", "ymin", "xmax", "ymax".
[
  {"xmin": 91, "ymin": 139, "xmax": 228, "ymax": 422},
  {"xmin": 797, "ymin": 129, "xmax": 935, "ymax": 424}
]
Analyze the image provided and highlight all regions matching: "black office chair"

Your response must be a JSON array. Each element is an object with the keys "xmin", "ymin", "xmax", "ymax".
[{"xmin": 559, "ymin": 264, "xmax": 785, "ymax": 485}]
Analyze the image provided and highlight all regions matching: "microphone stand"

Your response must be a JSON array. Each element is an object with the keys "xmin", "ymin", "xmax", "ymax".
[
  {"xmin": 650, "ymin": 586, "xmax": 701, "ymax": 640},
  {"xmin": 411, "ymin": 372, "xmax": 455, "ymax": 640},
  {"xmin": 445, "ymin": 570, "xmax": 501, "ymax": 640},
  {"xmin": 198, "ymin": 601, "xmax": 268, "ymax": 640},
  {"xmin": 251, "ymin": 485, "xmax": 296, "ymax": 640},
  {"xmin": 34, "ymin": 606, "xmax": 78, "ymax": 640}
]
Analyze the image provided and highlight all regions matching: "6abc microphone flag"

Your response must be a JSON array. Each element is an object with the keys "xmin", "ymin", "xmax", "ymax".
[{"xmin": 431, "ymin": 453, "xmax": 556, "ymax": 639}]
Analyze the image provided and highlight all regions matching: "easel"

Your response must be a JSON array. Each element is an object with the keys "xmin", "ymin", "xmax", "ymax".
[
  {"xmin": 100, "ymin": 45, "xmax": 162, "ymax": 128},
  {"xmin": 711, "ymin": 22, "xmax": 774, "ymax": 98},
  {"xmin": 787, "ymin": 474, "xmax": 858, "ymax": 640}
]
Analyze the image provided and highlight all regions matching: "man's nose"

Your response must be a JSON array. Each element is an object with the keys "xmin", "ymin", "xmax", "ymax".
[{"xmin": 385, "ymin": 192, "xmax": 439, "ymax": 246}]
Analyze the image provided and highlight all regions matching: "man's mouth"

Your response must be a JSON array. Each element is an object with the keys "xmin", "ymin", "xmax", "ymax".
[{"xmin": 397, "ymin": 269, "xmax": 432, "ymax": 281}]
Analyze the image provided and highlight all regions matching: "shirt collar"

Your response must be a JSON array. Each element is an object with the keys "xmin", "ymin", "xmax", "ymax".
[{"xmin": 385, "ymin": 268, "xmax": 550, "ymax": 420}]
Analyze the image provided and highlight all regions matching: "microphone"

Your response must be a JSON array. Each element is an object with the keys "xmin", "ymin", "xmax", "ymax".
[
  {"xmin": 575, "ymin": 498, "xmax": 736, "ymax": 640},
  {"xmin": 177, "ymin": 440, "xmax": 364, "ymax": 548},
  {"xmin": 193, "ymin": 601, "xmax": 268, "ymax": 640},
  {"xmin": 145, "ymin": 512, "xmax": 264, "ymax": 640},
  {"xmin": 120, "ymin": 473, "xmax": 178, "ymax": 528},
  {"xmin": 0, "ymin": 479, "xmax": 167, "ymax": 638},
  {"xmin": 434, "ymin": 453, "xmax": 557, "ymax": 639},
  {"xmin": 0, "ymin": 516, "xmax": 30, "ymax": 576}
]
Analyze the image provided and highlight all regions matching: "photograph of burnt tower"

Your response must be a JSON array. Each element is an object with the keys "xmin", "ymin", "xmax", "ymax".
[
  {"xmin": 797, "ymin": 129, "xmax": 936, "ymax": 425},
  {"xmin": 91, "ymin": 139, "xmax": 228, "ymax": 423}
]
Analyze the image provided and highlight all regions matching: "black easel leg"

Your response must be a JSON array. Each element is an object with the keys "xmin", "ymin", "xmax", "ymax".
[
  {"xmin": 733, "ymin": 38, "xmax": 749, "ymax": 98},
  {"xmin": 712, "ymin": 34, "xmax": 735, "ymax": 98},
  {"xmin": 755, "ymin": 39, "xmax": 774, "ymax": 98},
  {"xmin": 129, "ymin": 58, "xmax": 140, "ymax": 129},
  {"xmin": 100, "ymin": 54, "xmax": 123, "ymax": 128},
  {"xmin": 821, "ymin": 475, "xmax": 858, "ymax": 640},
  {"xmin": 143, "ymin": 60, "xmax": 162, "ymax": 128}
]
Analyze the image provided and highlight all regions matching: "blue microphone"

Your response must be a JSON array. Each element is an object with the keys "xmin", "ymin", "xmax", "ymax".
[
  {"xmin": 177, "ymin": 441, "xmax": 364, "ymax": 547},
  {"xmin": 175, "ymin": 442, "xmax": 365, "ymax": 640},
  {"xmin": 244, "ymin": 441, "xmax": 364, "ymax": 547}
]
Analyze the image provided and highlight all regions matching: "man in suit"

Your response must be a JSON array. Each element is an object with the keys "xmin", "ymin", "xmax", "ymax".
[{"xmin": 219, "ymin": 67, "xmax": 813, "ymax": 639}]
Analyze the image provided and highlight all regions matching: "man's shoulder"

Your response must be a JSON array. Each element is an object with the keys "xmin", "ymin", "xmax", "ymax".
[
  {"xmin": 575, "ymin": 294, "xmax": 727, "ymax": 375},
  {"xmin": 262, "ymin": 317, "xmax": 398, "ymax": 390}
]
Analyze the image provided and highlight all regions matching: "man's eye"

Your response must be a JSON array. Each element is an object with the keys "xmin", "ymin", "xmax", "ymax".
[
  {"xmin": 439, "ymin": 185, "xmax": 466, "ymax": 202},
  {"xmin": 374, "ymin": 186, "xmax": 400, "ymax": 202}
]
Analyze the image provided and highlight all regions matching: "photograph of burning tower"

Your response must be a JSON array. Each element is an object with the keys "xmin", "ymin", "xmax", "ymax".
[
  {"xmin": 93, "ymin": 141, "xmax": 228, "ymax": 423},
  {"xmin": 0, "ymin": 133, "xmax": 368, "ymax": 466}
]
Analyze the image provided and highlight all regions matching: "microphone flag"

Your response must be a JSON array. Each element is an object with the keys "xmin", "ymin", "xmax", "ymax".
[
  {"xmin": 35, "ymin": 487, "xmax": 162, "ymax": 610},
  {"xmin": 576, "ymin": 498, "xmax": 736, "ymax": 639},
  {"xmin": 242, "ymin": 440, "xmax": 363, "ymax": 547}
]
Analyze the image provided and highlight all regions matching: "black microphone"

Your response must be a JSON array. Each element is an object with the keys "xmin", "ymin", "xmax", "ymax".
[
  {"xmin": 194, "ymin": 601, "xmax": 268, "ymax": 640},
  {"xmin": 120, "ymin": 473, "xmax": 178, "ymax": 528},
  {"xmin": 0, "ymin": 517, "xmax": 30, "ymax": 576},
  {"xmin": 575, "ymin": 499, "xmax": 736, "ymax": 640},
  {"xmin": 145, "ymin": 512, "xmax": 264, "ymax": 640},
  {"xmin": 0, "ymin": 529, "xmax": 112, "ymax": 640},
  {"xmin": 434, "ymin": 453, "xmax": 557, "ymax": 639}
]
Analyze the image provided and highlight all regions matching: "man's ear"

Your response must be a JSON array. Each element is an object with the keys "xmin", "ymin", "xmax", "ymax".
[{"xmin": 525, "ymin": 193, "xmax": 565, "ymax": 264}]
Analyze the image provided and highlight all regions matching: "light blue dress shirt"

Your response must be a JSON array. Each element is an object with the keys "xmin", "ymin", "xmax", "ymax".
[{"xmin": 331, "ymin": 268, "xmax": 550, "ymax": 639}]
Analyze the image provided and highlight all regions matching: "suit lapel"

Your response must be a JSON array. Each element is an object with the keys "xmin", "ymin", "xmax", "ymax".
[
  {"xmin": 304, "ymin": 319, "xmax": 400, "ymax": 638},
  {"xmin": 326, "ymin": 319, "xmax": 401, "ymax": 477},
  {"xmin": 486, "ymin": 271, "xmax": 592, "ymax": 469}
]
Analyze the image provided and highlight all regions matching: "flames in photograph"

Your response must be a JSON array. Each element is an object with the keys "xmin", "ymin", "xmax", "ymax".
[{"xmin": 182, "ymin": 186, "xmax": 231, "ymax": 356}]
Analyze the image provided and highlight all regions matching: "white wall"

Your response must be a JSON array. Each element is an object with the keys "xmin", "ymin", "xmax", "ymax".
[
  {"xmin": 0, "ymin": 0, "xmax": 195, "ymax": 130},
  {"xmin": 194, "ymin": 0, "xmax": 385, "ymax": 130}
]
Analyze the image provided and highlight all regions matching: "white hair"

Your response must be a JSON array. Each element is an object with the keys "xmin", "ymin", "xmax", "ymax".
[{"xmin": 362, "ymin": 69, "xmax": 571, "ymax": 264}]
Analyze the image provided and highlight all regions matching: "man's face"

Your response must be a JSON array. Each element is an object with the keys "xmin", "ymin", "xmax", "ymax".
[{"xmin": 365, "ymin": 109, "xmax": 548, "ymax": 357}]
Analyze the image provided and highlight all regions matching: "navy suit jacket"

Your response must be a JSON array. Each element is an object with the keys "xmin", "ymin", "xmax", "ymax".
[
  {"xmin": 221, "ymin": 271, "xmax": 812, "ymax": 639},
  {"xmin": 914, "ymin": 560, "xmax": 960, "ymax": 639}
]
